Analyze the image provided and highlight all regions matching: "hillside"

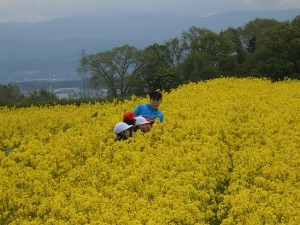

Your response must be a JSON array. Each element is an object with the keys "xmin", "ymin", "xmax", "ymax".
[
  {"xmin": 1, "ymin": 78, "xmax": 300, "ymax": 224},
  {"xmin": 0, "ymin": 9, "xmax": 299, "ymax": 83}
]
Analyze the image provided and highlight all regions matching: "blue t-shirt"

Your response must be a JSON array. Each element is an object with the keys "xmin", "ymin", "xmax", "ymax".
[{"xmin": 133, "ymin": 104, "xmax": 164, "ymax": 122}]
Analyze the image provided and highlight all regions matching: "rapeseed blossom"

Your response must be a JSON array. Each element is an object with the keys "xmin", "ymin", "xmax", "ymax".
[{"xmin": 1, "ymin": 77, "xmax": 300, "ymax": 224}]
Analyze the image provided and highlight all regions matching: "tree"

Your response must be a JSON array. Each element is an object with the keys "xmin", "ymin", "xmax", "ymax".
[
  {"xmin": 218, "ymin": 27, "xmax": 247, "ymax": 76},
  {"xmin": 27, "ymin": 89, "xmax": 59, "ymax": 102},
  {"xmin": 241, "ymin": 18, "xmax": 281, "ymax": 53},
  {"xmin": 179, "ymin": 51, "xmax": 219, "ymax": 82},
  {"xmin": 141, "ymin": 43, "xmax": 180, "ymax": 92},
  {"xmin": 78, "ymin": 45, "xmax": 146, "ymax": 97},
  {"xmin": 181, "ymin": 27, "xmax": 231, "ymax": 63},
  {"xmin": 0, "ymin": 83, "xmax": 24, "ymax": 106},
  {"xmin": 245, "ymin": 21, "xmax": 300, "ymax": 80},
  {"xmin": 291, "ymin": 16, "xmax": 300, "ymax": 74},
  {"xmin": 179, "ymin": 26, "xmax": 230, "ymax": 81},
  {"xmin": 164, "ymin": 37, "xmax": 187, "ymax": 66}
]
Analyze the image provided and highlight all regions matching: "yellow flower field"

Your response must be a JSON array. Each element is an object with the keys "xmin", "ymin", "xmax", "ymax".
[{"xmin": 1, "ymin": 77, "xmax": 300, "ymax": 225}]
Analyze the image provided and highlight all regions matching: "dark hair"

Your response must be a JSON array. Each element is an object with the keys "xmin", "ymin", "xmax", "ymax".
[
  {"xmin": 150, "ymin": 91, "xmax": 162, "ymax": 101},
  {"xmin": 123, "ymin": 119, "xmax": 135, "ymax": 126},
  {"xmin": 123, "ymin": 120, "xmax": 135, "ymax": 137}
]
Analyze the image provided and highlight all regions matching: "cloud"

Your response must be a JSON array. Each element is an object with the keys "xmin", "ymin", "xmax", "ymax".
[
  {"xmin": 279, "ymin": 0, "xmax": 300, "ymax": 7},
  {"xmin": 242, "ymin": 0, "xmax": 300, "ymax": 8},
  {"xmin": 0, "ymin": 0, "xmax": 299, "ymax": 23},
  {"xmin": 0, "ymin": 0, "xmax": 224, "ymax": 22}
]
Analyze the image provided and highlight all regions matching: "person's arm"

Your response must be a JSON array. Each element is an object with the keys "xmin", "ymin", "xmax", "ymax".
[
  {"xmin": 159, "ymin": 111, "xmax": 164, "ymax": 122},
  {"xmin": 133, "ymin": 104, "xmax": 141, "ymax": 116}
]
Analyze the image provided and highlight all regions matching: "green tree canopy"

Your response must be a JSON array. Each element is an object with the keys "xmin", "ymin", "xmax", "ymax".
[
  {"xmin": 140, "ymin": 43, "xmax": 180, "ymax": 92},
  {"xmin": 78, "ymin": 45, "xmax": 145, "ymax": 97},
  {"xmin": 0, "ymin": 84, "xmax": 23, "ymax": 106},
  {"xmin": 76, "ymin": 15, "xmax": 300, "ymax": 98},
  {"xmin": 179, "ymin": 26, "xmax": 230, "ymax": 81},
  {"xmin": 246, "ymin": 21, "xmax": 300, "ymax": 80},
  {"xmin": 28, "ymin": 89, "xmax": 58, "ymax": 102},
  {"xmin": 241, "ymin": 18, "xmax": 281, "ymax": 53}
]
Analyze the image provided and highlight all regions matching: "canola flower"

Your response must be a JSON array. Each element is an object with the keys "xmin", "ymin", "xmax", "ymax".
[{"xmin": 0, "ymin": 77, "xmax": 300, "ymax": 224}]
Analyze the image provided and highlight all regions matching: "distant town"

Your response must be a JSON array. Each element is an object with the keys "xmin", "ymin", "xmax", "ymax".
[
  {"xmin": 51, "ymin": 87, "xmax": 108, "ymax": 99},
  {"xmin": 15, "ymin": 78, "xmax": 108, "ymax": 99}
]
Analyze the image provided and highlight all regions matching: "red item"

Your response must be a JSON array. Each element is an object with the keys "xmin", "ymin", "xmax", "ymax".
[
  {"xmin": 145, "ymin": 117, "xmax": 154, "ymax": 124},
  {"xmin": 123, "ymin": 112, "xmax": 135, "ymax": 120}
]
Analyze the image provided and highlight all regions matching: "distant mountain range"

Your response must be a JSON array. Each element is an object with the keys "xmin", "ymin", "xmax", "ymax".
[{"xmin": 0, "ymin": 9, "xmax": 299, "ymax": 83}]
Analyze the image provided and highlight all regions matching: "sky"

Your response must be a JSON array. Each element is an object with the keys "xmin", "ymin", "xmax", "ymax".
[{"xmin": 0, "ymin": 0, "xmax": 299, "ymax": 23}]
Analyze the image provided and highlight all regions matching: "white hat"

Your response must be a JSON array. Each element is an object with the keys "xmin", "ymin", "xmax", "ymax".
[
  {"xmin": 134, "ymin": 116, "xmax": 151, "ymax": 125},
  {"xmin": 113, "ymin": 122, "xmax": 133, "ymax": 134}
]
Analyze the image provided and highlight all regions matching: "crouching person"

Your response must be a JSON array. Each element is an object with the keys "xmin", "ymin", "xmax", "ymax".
[
  {"xmin": 122, "ymin": 111, "xmax": 136, "ymax": 137},
  {"xmin": 134, "ymin": 116, "xmax": 152, "ymax": 134},
  {"xmin": 113, "ymin": 122, "xmax": 133, "ymax": 141}
]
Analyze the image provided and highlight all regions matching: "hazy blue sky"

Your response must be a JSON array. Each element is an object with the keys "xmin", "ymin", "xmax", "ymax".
[{"xmin": 0, "ymin": 0, "xmax": 299, "ymax": 23}]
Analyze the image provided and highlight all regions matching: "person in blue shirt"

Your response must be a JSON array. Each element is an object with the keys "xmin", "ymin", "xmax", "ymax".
[{"xmin": 133, "ymin": 91, "xmax": 164, "ymax": 123}]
